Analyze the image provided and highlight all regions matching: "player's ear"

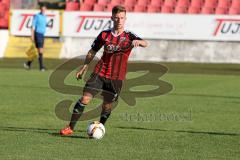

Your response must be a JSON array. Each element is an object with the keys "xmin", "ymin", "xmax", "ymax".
[{"xmin": 111, "ymin": 16, "xmax": 114, "ymax": 21}]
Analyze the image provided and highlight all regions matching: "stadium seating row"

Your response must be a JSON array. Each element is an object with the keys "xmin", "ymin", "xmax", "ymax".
[
  {"xmin": 65, "ymin": 0, "xmax": 240, "ymax": 14},
  {"xmin": 0, "ymin": 0, "xmax": 10, "ymax": 29}
]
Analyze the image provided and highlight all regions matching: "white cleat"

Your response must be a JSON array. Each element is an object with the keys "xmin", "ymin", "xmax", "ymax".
[{"xmin": 23, "ymin": 62, "xmax": 30, "ymax": 70}]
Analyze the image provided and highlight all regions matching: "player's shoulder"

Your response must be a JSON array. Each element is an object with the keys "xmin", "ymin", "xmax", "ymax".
[
  {"xmin": 125, "ymin": 30, "xmax": 139, "ymax": 36},
  {"xmin": 34, "ymin": 13, "xmax": 38, "ymax": 18},
  {"xmin": 98, "ymin": 29, "xmax": 112, "ymax": 38},
  {"xmin": 34, "ymin": 13, "xmax": 41, "ymax": 18},
  {"xmin": 35, "ymin": 12, "xmax": 41, "ymax": 16}
]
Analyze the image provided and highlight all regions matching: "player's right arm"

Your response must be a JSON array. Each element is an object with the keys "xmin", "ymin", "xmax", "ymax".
[
  {"xmin": 76, "ymin": 31, "xmax": 104, "ymax": 80},
  {"xmin": 76, "ymin": 49, "xmax": 97, "ymax": 80},
  {"xmin": 31, "ymin": 15, "xmax": 37, "ymax": 42}
]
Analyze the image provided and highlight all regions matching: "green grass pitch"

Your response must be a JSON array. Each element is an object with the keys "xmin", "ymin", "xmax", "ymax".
[{"xmin": 0, "ymin": 58, "xmax": 240, "ymax": 160}]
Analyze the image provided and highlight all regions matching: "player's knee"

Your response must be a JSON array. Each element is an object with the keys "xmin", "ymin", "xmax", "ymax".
[
  {"xmin": 102, "ymin": 102, "xmax": 113, "ymax": 111},
  {"xmin": 81, "ymin": 94, "xmax": 92, "ymax": 105},
  {"xmin": 38, "ymin": 48, "xmax": 43, "ymax": 53}
]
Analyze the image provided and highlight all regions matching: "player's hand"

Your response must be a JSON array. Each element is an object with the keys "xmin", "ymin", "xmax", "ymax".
[
  {"xmin": 76, "ymin": 65, "xmax": 87, "ymax": 80},
  {"xmin": 31, "ymin": 36, "xmax": 35, "ymax": 42},
  {"xmin": 132, "ymin": 40, "xmax": 140, "ymax": 48}
]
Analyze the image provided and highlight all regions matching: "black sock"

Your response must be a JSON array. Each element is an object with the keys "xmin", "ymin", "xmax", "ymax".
[
  {"xmin": 69, "ymin": 101, "xmax": 86, "ymax": 130},
  {"xmin": 100, "ymin": 109, "xmax": 111, "ymax": 125},
  {"xmin": 27, "ymin": 60, "xmax": 32, "ymax": 66},
  {"xmin": 38, "ymin": 53, "xmax": 44, "ymax": 69}
]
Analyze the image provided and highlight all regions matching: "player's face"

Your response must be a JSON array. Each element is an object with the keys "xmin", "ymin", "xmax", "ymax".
[
  {"xmin": 111, "ymin": 12, "xmax": 126, "ymax": 30},
  {"xmin": 41, "ymin": 6, "xmax": 47, "ymax": 14}
]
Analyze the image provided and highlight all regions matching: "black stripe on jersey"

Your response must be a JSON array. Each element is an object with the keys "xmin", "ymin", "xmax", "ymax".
[
  {"xmin": 103, "ymin": 29, "xmax": 111, "ymax": 40},
  {"xmin": 104, "ymin": 32, "xmax": 114, "ymax": 75},
  {"xmin": 116, "ymin": 54, "xmax": 123, "ymax": 80},
  {"xmin": 96, "ymin": 59, "xmax": 103, "ymax": 75},
  {"xmin": 116, "ymin": 32, "xmax": 126, "ymax": 79},
  {"xmin": 96, "ymin": 31, "xmax": 111, "ymax": 75},
  {"xmin": 110, "ymin": 35, "xmax": 121, "ymax": 78}
]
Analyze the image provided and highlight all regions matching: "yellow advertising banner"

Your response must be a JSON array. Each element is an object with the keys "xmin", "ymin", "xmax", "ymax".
[{"xmin": 4, "ymin": 36, "xmax": 62, "ymax": 58}]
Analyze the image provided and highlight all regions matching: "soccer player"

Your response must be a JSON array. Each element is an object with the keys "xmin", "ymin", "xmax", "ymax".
[
  {"xmin": 24, "ymin": 5, "xmax": 47, "ymax": 71},
  {"xmin": 60, "ymin": 5, "xmax": 148, "ymax": 135}
]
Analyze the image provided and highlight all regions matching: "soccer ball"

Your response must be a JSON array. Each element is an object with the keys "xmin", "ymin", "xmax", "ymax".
[{"xmin": 87, "ymin": 121, "xmax": 105, "ymax": 139}]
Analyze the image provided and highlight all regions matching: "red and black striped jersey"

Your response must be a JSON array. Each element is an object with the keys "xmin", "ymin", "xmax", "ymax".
[{"xmin": 91, "ymin": 29, "xmax": 142, "ymax": 80}]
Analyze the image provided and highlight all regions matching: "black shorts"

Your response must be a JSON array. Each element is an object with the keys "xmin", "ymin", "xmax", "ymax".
[
  {"xmin": 34, "ymin": 32, "xmax": 44, "ymax": 48},
  {"xmin": 83, "ymin": 73, "xmax": 123, "ymax": 102}
]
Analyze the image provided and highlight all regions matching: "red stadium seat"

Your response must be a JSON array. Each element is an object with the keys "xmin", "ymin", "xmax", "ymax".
[
  {"xmin": 163, "ymin": 0, "xmax": 177, "ymax": 7},
  {"xmin": 231, "ymin": 0, "xmax": 240, "ymax": 9},
  {"xmin": 147, "ymin": 5, "xmax": 161, "ymax": 12},
  {"xmin": 98, "ymin": 0, "xmax": 108, "ymax": 5},
  {"xmin": 228, "ymin": 7, "xmax": 240, "ymax": 15},
  {"xmin": 201, "ymin": 7, "xmax": 215, "ymax": 14},
  {"xmin": 177, "ymin": 0, "xmax": 190, "ymax": 8},
  {"xmin": 217, "ymin": 0, "xmax": 231, "ymax": 8},
  {"xmin": 124, "ymin": 0, "xmax": 136, "ymax": 7},
  {"xmin": 0, "ymin": 19, "xmax": 8, "ymax": 28},
  {"xmin": 137, "ymin": 0, "xmax": 149, "ymax": 6},
  {"xmin": 83, "ymin": 0, "xmax": 97, "ymax": 5},
  {"xmin": 66, "ymin": 2, "xmax": 79, "ymax": 11},
  {"xmin": 0, "ymin": 5, "xmax": 4, "ymax": 13},
  {"xmin": 215, "ymin": 7, "xmax": 228, "ymax": 14},
  {"xmin": 105, "ymin": 4, "xmax": 113, "ymax": 12},
  {"xmin": 79, "ymin": 3, "xmax": 93, "ymax": 11},
  {"xmin": 111, "ymin": 0, "xmax": 123, "ymax": 5},
  {"xmin": 1, "ymin": 0, "xmax": 9, "ymax": 5},
  {"xmin": 0, "ymin": 0, "xmax": 9, "ymax": 28},
  {"xmin": 0, "ymin": 7, "xmax": 8, "ymax": 28},
  {"xmin": 190, "ymin": 0, "xmax": 204, "ymax": 7},
  {"xmin": 188, "ymin": 6, "xmax": 201, "ymax": 14},
  {"xmin": 150, "ymin": 0, "xmax": 163, "ymax": 7},
  {"xmin": 123, "ymin": 5, "xmax": 133, "ymax": 11},
  {"xmin": 204, "ymin": 0, "xmax": 217, "ymax": 8},
  {"xmin": 93, "ymin": 4, "xmax": 105, "ymax": 11},
  {"xmin": 161, "ymin": 5, "xmax": 174, "ymax": 13},
  {"xmin": 133, "ymin": 5, "xmax": 146, "ymax": 12},
  {"xmin": 175, "ymin": 6, "xmax": 188, "ymax": 14}
]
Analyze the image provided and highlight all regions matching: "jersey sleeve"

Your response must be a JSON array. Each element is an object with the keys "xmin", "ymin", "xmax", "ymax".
[
  {"xmin": 129, "ymin": 31, "xmax": 142, "ymax": 41},
  {"xmin": 91, "ymin": 31, "xmax": 104, "ymax": 52}
]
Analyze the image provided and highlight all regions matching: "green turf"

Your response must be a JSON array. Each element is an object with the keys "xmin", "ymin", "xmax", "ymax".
[{"xmin": 0, "ymin": 58, "xmax": 240, "ymax": 160}]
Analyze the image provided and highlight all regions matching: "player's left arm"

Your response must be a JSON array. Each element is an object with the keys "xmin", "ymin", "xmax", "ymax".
[
  {"xmin": 31, "ymin": 15, "xmax": 37, "ymax": 42},
  {"xmin": 76, "ymin": 49, "xmax": 97, "ymax": 80},
  {"xmin": 76, "ymin": 31, "xmax": 104, "ymax": 80},
  {"xmin": 132, "ymin": 40, "xmax": 148, "ymax": 48},
  {"xmin": 130, "ymin": 31, "xmax": 148, "ymax": 48}
]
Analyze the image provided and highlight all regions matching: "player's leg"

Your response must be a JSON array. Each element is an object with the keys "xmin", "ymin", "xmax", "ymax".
[
  {"xmin": 24, "ymin": 60, "xmax": 32, "ymax": 70},
  {"xmin": 60, "ymin": 92, "xmax": 93, "ymax": 135},
  {"xmin": 35, "ymin": 33, "xmax": 45, "ymax": 71},
  {"xmin": 37, "ymin": 35, "xmax": 46, "ymax": 71},
  {"xmin": 68, "ymin": 92, "xmax": 92, "ymax": 130},
  {"xmin": 100, "ymin": 101, "xmax": 113, "ymax": 125},
  {"xmin": 38, "ymin": 47, "xmax": 45, "ymax": 71},
  {"xmin": 100, "ymin": 79, "xmax": 123, "ymax": 125},
  {"xmin": 60, "ymin": 73, "xmax": 102, "ymax": 135}
]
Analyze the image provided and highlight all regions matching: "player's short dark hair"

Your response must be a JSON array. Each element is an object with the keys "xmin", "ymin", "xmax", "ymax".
[
  {"xmin": 112, "ymin": 5, "xmax": 126, "ymax": 15},
  {"xmin": 39, "ymin": 4, "xmax": 47, "ymax": 9}
]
